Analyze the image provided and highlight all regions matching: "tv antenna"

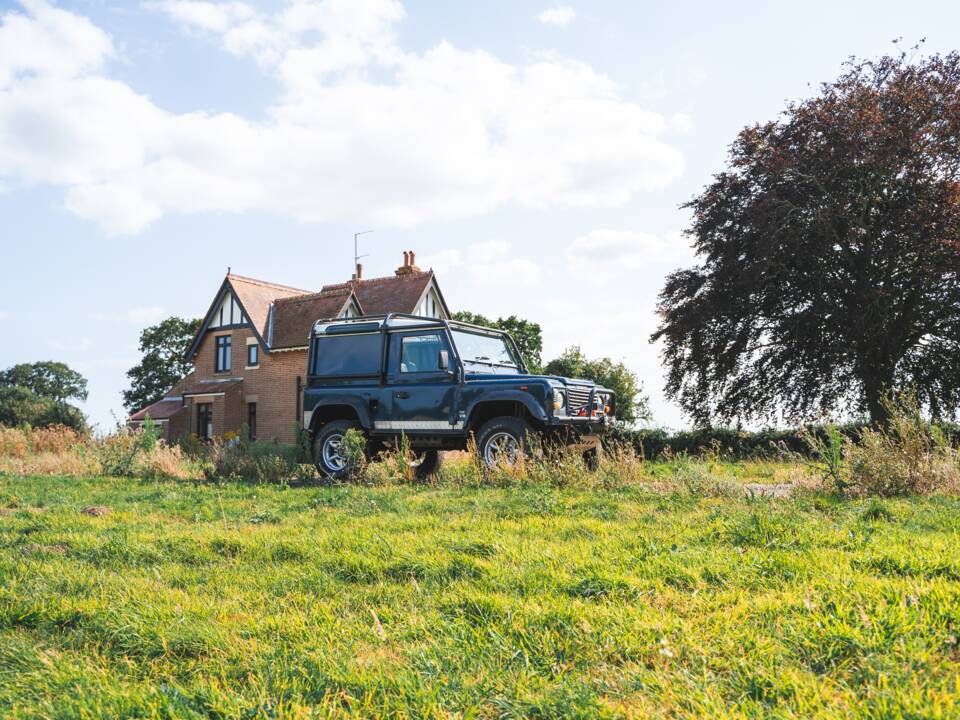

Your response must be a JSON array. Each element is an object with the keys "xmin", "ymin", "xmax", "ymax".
[{"xmin": 354, "ymin": 230, "xmax": 373, "ymax": 272}]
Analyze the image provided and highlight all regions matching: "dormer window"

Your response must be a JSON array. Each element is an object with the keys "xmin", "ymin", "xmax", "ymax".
[{"xmin": 215, "ymin": 335, "xmax": 231, "ymax": 372}]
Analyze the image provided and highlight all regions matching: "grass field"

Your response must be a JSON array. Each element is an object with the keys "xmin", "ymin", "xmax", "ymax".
[{"xmin": 1, "ymin": 471, "xmax": 959, "ymax": 718}]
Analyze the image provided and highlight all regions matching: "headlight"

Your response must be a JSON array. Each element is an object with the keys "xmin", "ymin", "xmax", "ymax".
[{"xmin": 553, "ymin": 390, "xmax": 566, "ymax": 413}]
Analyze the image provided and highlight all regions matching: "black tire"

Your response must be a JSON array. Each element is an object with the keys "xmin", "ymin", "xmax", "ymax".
[
  {"xmin": 411, "ymin": 449, "xmax": 443, "ymax": 480},
  {"xmin": 475, "ymin": 417, "xmax": 537, "ymax": 470},
  {"xmin": 313, "ymin": 420, "xmax": 363, "ymax": 479}
]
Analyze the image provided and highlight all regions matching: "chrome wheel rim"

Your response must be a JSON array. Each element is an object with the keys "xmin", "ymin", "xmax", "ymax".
[
  {"xmin": 321, "ymin": 433, "xmax": 347, "ymax": 472},
  {"xmin": 482, "ymin": 431, "xmax": 521, "ymax": 468}
]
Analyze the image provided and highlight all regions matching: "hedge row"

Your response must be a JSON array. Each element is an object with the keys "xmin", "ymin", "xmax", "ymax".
[{"xmin": 607, "ymin": 422, "xmax": 960, "ymax": 460}]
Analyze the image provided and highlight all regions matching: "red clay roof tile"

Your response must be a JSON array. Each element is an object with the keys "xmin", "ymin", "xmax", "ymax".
[
  {"xmin": 321, "ymin": 270, "xmax": 434, "ymax": 315},
  {"xmin": 270, "ymin": 288, "xmax": 359, "ymax": 349}
]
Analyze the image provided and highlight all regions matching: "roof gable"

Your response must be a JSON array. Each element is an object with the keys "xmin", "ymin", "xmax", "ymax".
[
  {"xmin": 185, "ymin": 273, "xmax": 310, "ymax": 359},
  {"xmin": 322, "ymin": 270, "xmax": 447, "ymax": 317}
]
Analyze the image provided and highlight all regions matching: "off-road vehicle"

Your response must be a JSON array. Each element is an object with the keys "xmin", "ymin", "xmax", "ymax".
[{"xmin": 303, "ymin": 314, "xmax": 615, "ymax": 478}]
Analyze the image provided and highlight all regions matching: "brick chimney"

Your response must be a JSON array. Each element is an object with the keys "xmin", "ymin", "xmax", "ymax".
[
  {"xmin": 395, "ymin": 249, "xmax": 421, "ymax": 276},
  {"xmin": 352, "ymin": 263, "xmax": 363, "ymax": 281}
]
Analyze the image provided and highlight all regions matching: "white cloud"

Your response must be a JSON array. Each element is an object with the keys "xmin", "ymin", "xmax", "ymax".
[
  {"xmin": 151, "ymin": 1, "xmax": 254, "ymax": 33},
  {"xmin": 537, "ymin": 6, "xmax": 576, "ymax": 27},
  {"xmin": 0, "ymin": 0, "xmax": 111, "ymax": 87},
  {"xmin": 126, "ymin": 306, "xmax": 166, "ymax": 325},
  {"xmin": 564, "ymin": 229, "xmax": 694, "ymax": 275},
  {"xmin": 423, "ymin": 240, "xmax": 541, "ymax": 287},
  {"xmin": 0, "ymin": 310, "xmax": 10, "ymax": 321},
  {"xmin": 0, "ymin": 1, "xmax": 684, "ymax": 234}
]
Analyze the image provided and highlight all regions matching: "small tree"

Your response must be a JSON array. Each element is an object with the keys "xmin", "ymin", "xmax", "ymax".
[
  {"xmin": 123, "ymin": 316, "xmax": 201, "ymax": 413},
  {"xmin": 0, "ymin": 362, "xmax": 88, "ymax": 431},
  {"xmin": 452, "ymin": 311, "xmax": 543, "ymax": 372},
  {"xmin": 544, "ymin": 346, "xmax": 650, "ymax": 425}
]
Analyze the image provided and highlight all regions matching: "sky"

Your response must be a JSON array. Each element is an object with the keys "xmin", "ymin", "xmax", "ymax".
[{"xmin": 1, "ymin": 0, "xmax": 958, "ymax": 433}]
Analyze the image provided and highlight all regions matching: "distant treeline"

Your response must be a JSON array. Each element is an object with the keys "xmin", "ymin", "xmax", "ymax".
[{"xmin": 608, "ymin": 423, "xmax": 960, "ymax": 460}]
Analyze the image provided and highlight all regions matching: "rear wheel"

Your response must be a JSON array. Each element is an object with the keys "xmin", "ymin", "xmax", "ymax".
[
  {"xmin": 475, "ymin": 417, "xmax": 537, "ymax": 470},
  {"xmin": 313, "ymin": 420, "xmax": 363, "ymax": 479}
]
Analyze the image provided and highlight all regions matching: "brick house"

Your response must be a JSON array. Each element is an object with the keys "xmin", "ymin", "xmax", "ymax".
[{"xmin": 129, "ymin": 251, "xmax": 450, "ymax": 443}]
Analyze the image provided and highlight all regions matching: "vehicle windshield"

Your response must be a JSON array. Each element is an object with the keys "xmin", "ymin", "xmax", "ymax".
[{"xmin": 450, "ymin": 329, "xmax": 519, "ymax": 370}]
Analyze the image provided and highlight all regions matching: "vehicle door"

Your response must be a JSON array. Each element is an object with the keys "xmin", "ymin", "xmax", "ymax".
[{"xmin": 380, "ymin": 329, "xmax": 460, "ymax": 434}]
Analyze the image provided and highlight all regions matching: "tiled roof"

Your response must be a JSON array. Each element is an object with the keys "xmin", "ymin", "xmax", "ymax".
[
  {"xmin": 321, "ymin": 270, "xmax": 434, "ymax": 315},
  {"xmin": 271, "ymin": 288, "xmax": 359, "ymax": 349},
  {"xmin": 182, "ymin": 377, "xmax": 244, "ymax": 396},
  {"xmin": 227, "ymin": 273, "xmax": 308, "ymax": 340},
  {"xmin": 129, "ymin": 398, "xmax": 185, "ymax": 422}
]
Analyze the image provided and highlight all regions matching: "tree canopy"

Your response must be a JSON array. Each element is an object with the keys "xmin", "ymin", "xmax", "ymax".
[
  {"xmin": 0, "ymin": 362, "xmax": 88, "ymax": 431},
  {"xmin": 0, "ymin": 361, "xmax": 87, "ymax": 403},
  {"xmin": 544, "ymin": 346, "xmax": 650, "ymax": 425},
  {"xmin": 452, "ymin": 311, "xmax": 544, "ymax": 372},
  {"xmin": 123, "ymin": 316, "xmax": 201, "ymax": 413},
  {"xmin": 653, "ymin": 50, "xmax": 960, "ymax": 425}
]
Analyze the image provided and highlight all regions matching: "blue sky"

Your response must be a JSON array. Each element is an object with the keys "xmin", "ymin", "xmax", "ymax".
[{"xmin": 1, "ymin": 0, "xmax": 957, "ymax": 432}]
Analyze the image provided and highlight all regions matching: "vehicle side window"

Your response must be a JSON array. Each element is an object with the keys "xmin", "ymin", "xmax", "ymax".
[
  {"xmin": 311, "ymin": 333, "xmax": 381, "ymax": 376},
  {"xmin": 400, "ymin": 333, "xmax": 445, "ymax": 373}
]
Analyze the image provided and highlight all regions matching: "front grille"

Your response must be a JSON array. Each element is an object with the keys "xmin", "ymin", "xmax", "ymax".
[{"xmin": 566, "ymin": 385, "xmax": 592, "ymax": 411}]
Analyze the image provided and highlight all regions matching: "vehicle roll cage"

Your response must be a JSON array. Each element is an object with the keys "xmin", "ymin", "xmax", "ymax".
[{"xmin": 308, "ymin": 313, "xmax": 529, "ymax": 377}]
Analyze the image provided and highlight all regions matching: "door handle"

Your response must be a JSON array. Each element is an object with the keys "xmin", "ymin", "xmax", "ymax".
[{"xmin": 394, "ymin": 391, "xmax": 410, "ymax": 399}]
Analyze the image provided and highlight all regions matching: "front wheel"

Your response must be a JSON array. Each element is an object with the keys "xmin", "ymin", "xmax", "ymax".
[
  {"xmin": 475, "ymin": 417, "xmax": 537, "ymax": 470},
  {"xmin": 313, "ymin": 420, "xmax": 364, "ymax": 479}
]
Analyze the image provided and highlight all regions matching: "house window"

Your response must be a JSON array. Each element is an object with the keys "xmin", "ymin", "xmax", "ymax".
[
  {"xmin": 247, "ymin": 344, "xmax": 259, "ymax": 367},
  {"xmin": 197, "ymin": 403, "xmax": 213, "ymax": 440},
  {"xmin": 215, "ymin": 335, "xmax": 231, "ymax": 372},
  {"xmin": 247, "ymin": 402, "xmax": 257, "ymax": 441}
]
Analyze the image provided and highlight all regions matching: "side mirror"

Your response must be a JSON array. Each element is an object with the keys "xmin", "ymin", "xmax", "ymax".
[{"xmin": 438, "ymin": 350, "xmax": 450, "ymax": 370}]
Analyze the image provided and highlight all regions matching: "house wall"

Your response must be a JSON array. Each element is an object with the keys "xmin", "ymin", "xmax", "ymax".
[{"xmin": 184, "ymin": 326, "xmax": 306, "ymax": 444}]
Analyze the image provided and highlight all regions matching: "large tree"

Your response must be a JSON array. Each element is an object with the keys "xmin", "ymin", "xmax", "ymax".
[
  {"xmin": 122, "ymin": 316, "xmax": 201, "ymax": 413},
  {"xmin": 453, "ymin": 311, "xmax": 544, "ymax": 372},
  {"xmin": 652, "ymin": 50, "xmax": 960, "ymax": 425},
  {"xmin": 544, "ymin": 346, "xmax": 650, "ymax": 425}
]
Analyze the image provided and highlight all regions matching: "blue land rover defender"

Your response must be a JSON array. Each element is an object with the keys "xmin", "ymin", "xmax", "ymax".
[{"xmin": 303, "ymin": 314, "xmax": 615, "ymax": 478}]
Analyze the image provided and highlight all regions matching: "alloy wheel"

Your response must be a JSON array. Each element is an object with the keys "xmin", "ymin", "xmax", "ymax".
[{"xmin": 482, "ymin": 431, "xmax": 521, "ymax": 468}]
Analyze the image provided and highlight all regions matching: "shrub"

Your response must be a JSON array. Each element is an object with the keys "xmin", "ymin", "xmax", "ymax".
[
  {"xmin": 800, "ymin": 423, "xmax": 849, "ymax": 491},
  {"xmin": 203, "ymin": 437, "xmax": 311, "ymax": 484},
  {"xmin": 845, "ymin": 394, "xmax": 960, "ymax": 497},
  {"xmin": 97, "ymin": 430, "xmax": 144, "ymax": 477},
  {"xmin": 138, "ymin": 444, "xmax": 200, "ymax": 481}
]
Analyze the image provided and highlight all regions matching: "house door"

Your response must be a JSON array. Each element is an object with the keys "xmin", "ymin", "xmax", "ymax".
[{"xmin": 197, "ymin": 403, "xmax": 213, "ymax": 440}]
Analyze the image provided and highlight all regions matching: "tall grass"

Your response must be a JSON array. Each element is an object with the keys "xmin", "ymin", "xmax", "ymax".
[
  {"xmin": 2, "ymin": 399, "xmax": 959, "ymax": 499},
  {"xmin": 803, "ymin": 393, "xmax": 960, "ymax": 497}
]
